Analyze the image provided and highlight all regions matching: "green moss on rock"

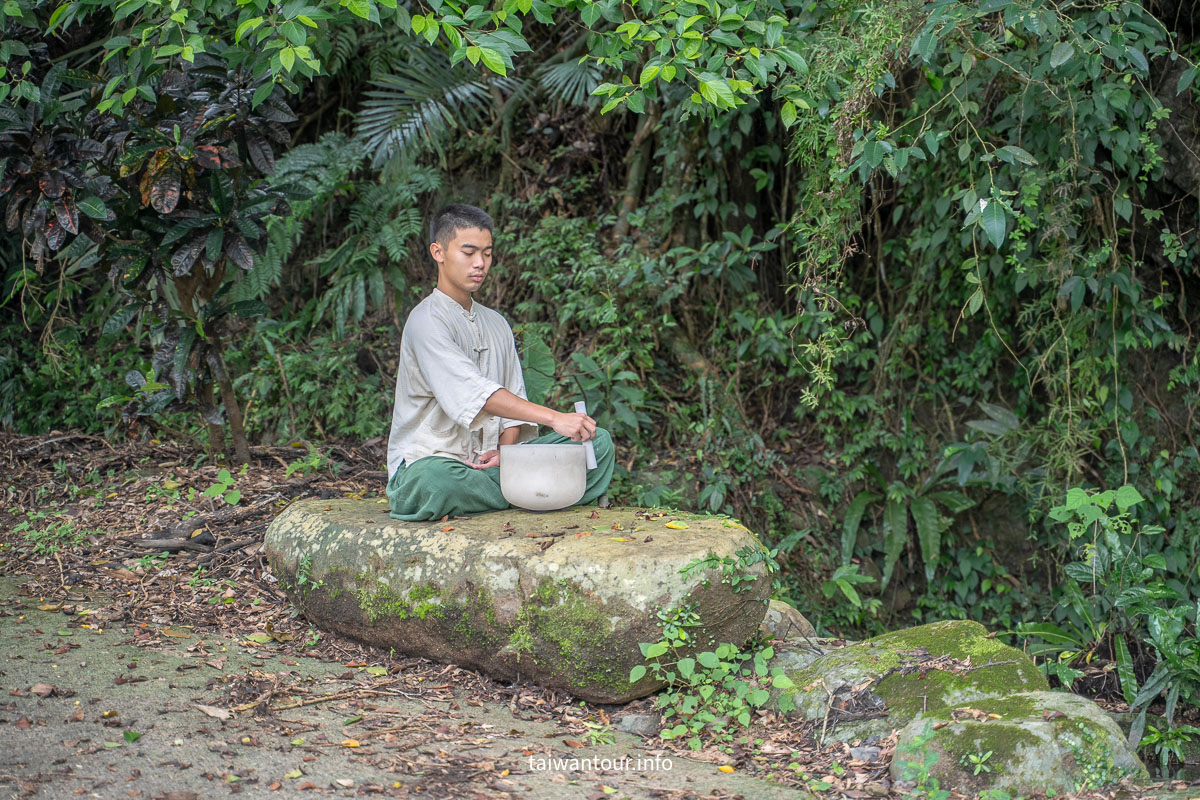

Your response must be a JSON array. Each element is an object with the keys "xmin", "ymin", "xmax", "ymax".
[
  {"xmin": 511, "ymin": 578, "xmax": 627, "ymax": 693},
  {"xmin": 354, "ymin": 575, "xmax": 445, "ymax": 625},
  {"xmin": 892, "ymin": 692, "xmax": 1147, "ymax": 795}
]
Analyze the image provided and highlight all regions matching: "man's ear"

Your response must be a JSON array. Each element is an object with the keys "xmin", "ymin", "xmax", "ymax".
[{"xmin": 429, "ymin": 241, "xmax": 444, "ymax": 264}]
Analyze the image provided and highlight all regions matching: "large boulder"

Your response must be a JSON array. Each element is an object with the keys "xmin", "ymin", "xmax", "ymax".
[
  {"xmin": 891, "ymin": 691, "xmax": 1148, "ymax": 794},
  {"xmin": 776, "ymin": 620, "xmax": 1048, "ymax": 742},
  {"xmin": 263, "ymin": 500, "xmax": 772, "ymax": 702}
]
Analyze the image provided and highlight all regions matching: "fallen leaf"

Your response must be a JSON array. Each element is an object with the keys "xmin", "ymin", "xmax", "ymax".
[
  {"xmin": 38, "ymin": 603, "xmax": 63, "ymax": 612},
  {"xmin": 195, "ymin": 704, "xmax": 231, "ymax": 720},
  {"xmin": 340, "ymin": 739, "xmax": 360, "ymax": 747},
  {"xmin": 563, "ymin": 739, "xmax": 584, "ymax": 748},
  {"xmin": 1042, "ymin": 709, "xmax": 1067, "ymax": 720},
  {"xmin": 161, "ymin": 628, "xmax": 190, "ymax": 638},
  {"xmin": 665, "ymin": 521, "xmax": 689, "ymax": 529},
  {"xmin": 987, "ymin": 713, "xmax": 1003, "ymax": 719},
  {"xmin": 718, "ymin": 765, "xmax": 735, "ymax": 773},
  {"xmin": 609, "ymin": 537, "xmax": 634, "ymax": 542},
  {"xmin": 30, "ymin": 683, "xmax": 55, "ymax": 697},
  {"xmin": 440, "ymin": 526, "xmax": 454, "ymax": 532},
  {"xmin": 334, "ymin": 779, "xmax": 354, "ymax": 788},
  {"xmin": 284, "ymin": 769, "xmax": 303, "ymax": 779},
  {"xmin": 243, "ymin": 633, "xmax": 273, "ymax": 644},
  {"xmin": 574, "ymin": 531, "xmax": 592, "ymax": 538}
]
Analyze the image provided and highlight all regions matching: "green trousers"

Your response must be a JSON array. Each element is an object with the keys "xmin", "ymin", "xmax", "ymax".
[{"xmin": 387, "ymin": 429, "xmax": 615, "ymax": 521}]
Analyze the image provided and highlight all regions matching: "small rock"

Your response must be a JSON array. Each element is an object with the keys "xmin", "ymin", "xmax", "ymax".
[
  {"xmin": 849, "ymin": 745, "xmax": 882, "ymax": 761},
  {"xmin": 760, "ymin": 599, "xmax": 816, "ymax": 640},
  {"xmin": 614, "ymin": 712, "xmax": 661, "ymax": 737}
]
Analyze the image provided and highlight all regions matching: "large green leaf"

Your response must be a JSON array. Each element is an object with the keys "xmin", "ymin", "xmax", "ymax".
[
  {"xmin": 980, "ymin": 200, "xmax": 1006, "ymax": 248},
  {"xmin": 880, "ymin": 499, "xmax": 907, "ymax": 590},
  {"xmin": 841, "ymin": 491, "xmax": 879, "ymax": 565},
  {"xmin": 910, "ymin": 496, "xmax": 941, "ymax": 582},
  {"xmin": 520, "ymin": 330, "xmax": 555, "ymax": 407}
]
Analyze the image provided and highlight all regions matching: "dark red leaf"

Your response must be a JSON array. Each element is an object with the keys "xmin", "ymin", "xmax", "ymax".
[
  {"xmin": 23, "ymin": 204, "xmax": 45, "ymax": 238},
  {"xmin": 150, "ymin": 169, "xmax": 180, "ymax": 214},
  {"xmin": 6, "ymin": 191, "xmax": 27, "ymax": 231},
  {"xmin": 260, "ymin": 100, "xmax": 298, "ymax": 124},
  {"xmin": 263, "ymin": 121, "xmax": 291, "ymax": 146},
  {"xmin": 39, "ymin": 171, "xmax": 65, "ymax": 199},
  {"xmin": 45, "ymin": 217, "xmax": 67, "ymax": 251},
  {"xmin": 246, "ymin": 135, "xmax": 274, "ymax": 175},
  {"xmin": 225, "ymin": 234, "xmax": 254, "ymax": 270},
  {"xmin": 171, "ymin": 237, "xmax": 204, "ymax": 276},
  {"xmin": 0, "ymin": 173, "xmax": 15, "ymax": 194},
  {"xmin": 193, "ymin": 145, "xmax": 241, "ymax": 170},
  {"xmin": 54, "ymin": 197, "xmax": 78, "ymax": 235},
  {"xmin": 75, "ymin": 139, "xmax": 105, "ymax": 160}
]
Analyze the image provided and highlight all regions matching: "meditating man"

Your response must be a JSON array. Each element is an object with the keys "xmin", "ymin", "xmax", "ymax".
[{"xmin": 386, "ymin": 204, "xmax": 615, "ymax": 520}]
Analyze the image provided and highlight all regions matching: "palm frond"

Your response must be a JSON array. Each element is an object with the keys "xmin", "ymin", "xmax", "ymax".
[
  {"xmin": 536, "ymin": 59, "xmax": 603, "ymax": 108},
  {"xmin": 355, "ymin": 47, "xmax": 516, "ymax": 166}
]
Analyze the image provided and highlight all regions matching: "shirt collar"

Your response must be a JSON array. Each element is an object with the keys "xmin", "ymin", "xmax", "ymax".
[{"xmin": 432, "ymin": 287, "xmax": 476, "ymax": 318}]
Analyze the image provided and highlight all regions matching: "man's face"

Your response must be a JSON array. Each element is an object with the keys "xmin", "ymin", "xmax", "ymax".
[{"xmin": 431, "ymin": 226, "xmax": 493, "ymax": 303}]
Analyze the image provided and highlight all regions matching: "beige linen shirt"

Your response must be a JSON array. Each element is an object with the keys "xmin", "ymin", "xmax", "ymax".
[{"xmin": 386, "ymin": 289, "xmax": 535, "ymax": 476}]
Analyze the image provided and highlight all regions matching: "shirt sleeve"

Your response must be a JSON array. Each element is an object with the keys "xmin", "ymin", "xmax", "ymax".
[
  {"xmin": 409, "ymin": 312, "xmax": 502, "ymax": 430},
  {"xmin": 500, "ymin": 328, "xmax": 538, "ymax": 442}
]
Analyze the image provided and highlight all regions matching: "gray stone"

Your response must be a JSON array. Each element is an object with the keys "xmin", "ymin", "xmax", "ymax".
[
  {"xmin": 614, "ymin": 712, "xmax": 661, "ymax": 737},
  {"xmin": 848, "ymin": 745, "xmax": 881, "ymax": 762},
  {"xmin": 776, "ymin": 620, "xmax": 1048, "ymax": 743},
  {"xmin": 891, "ymin": 691, "xmax": 1148, "ymax": 795},
  {"xmin": 759, "ymin": 599, "xmax": 817, "ymax": 640},
  {"xmin": 263, "ymin": 501, "xmax": 771, "ymax": 703}
]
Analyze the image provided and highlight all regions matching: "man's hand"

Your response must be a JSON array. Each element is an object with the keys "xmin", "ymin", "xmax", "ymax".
[
  {"xmin": 551, "ymin": 411, "xmax": 597, "ymax": 442},
  {"xmin": 469, "ymin": 450, "xmax": 500, "ymax": 469}
]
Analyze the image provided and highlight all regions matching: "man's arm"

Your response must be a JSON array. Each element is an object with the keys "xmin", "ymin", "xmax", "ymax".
[{"xmin": 483, "ymin": 389, "xmax": 596, "ymax": 441}]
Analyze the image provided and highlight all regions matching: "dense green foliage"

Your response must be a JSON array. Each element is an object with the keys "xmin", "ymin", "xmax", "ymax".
[{"xmin": 2, "ymin": 0, "xmax": 1199, "ymax": 752}]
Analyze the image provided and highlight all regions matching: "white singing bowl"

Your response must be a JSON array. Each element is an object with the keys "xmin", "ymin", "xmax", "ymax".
[{"xmin": 499, "ymin": 443, "xmax": 587, "ymax": 511}]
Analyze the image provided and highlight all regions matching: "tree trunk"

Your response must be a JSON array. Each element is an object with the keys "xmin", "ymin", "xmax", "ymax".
[
  {"xmin": 613, "ymin": 103, "xmax": 661, "ymax": 240},
  {"xmin": 197, "ymin": 380, "xmax": 227, "ymax": 460},
  {"xmin": 208, "ymin": 332, "xmax": 251, "ymax": 464}
]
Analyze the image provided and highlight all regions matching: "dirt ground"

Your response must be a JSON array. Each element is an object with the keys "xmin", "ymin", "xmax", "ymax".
[{"xmin": 0, "ymin": 432, "xmax": 1195, "ymax": 800}]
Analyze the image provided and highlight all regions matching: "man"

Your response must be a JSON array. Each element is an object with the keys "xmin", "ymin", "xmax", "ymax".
[{"xmin": 386, "ymin": 204, "xmax": 615, "ymax": 520}]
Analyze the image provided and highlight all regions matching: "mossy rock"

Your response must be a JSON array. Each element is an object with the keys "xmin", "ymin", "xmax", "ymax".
[
  {"xmin": 263, "ymin": 500, "xmax": 772, "ymax": 702},
  {"xmin": 777, "ymin": 620, "xmax": 1047, "ymax": 742},
  {"xmin": 891, "ymin": 691, "xmax": 1148, "ymax": 794},
  {"xmin": 760, "ymin": 599, "xmax": 816, "ymax": 640}
]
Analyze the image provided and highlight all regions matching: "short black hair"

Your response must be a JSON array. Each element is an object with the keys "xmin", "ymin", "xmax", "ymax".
[{"xmin": 430, "ymin": 204, "xmax": 493, "ymax": 246}]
